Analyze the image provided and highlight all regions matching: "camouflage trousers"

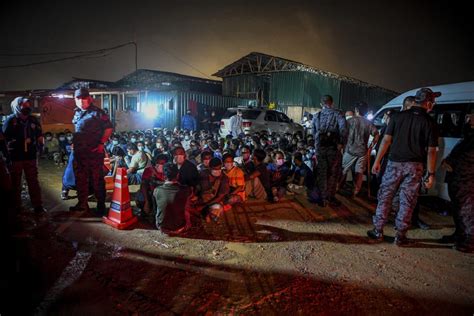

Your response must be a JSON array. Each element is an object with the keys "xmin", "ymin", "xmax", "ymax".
[
  {"xmin": 448, "ymin": 177, "xmax": 474, "ymax": 237},
  {"xmin": 73, "ymin": 151, "xmax": 105, "ymax": 207},
  {"xmin": 315, "ymin": 147, "xmax": 342, "ymax": 201},
  {"xmin": 373, "ymin": 161, "xmax": 424, "ymax": 233}
]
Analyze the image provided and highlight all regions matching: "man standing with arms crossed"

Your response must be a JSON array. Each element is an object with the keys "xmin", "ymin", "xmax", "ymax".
[
  {"xmin": 69, "ymin": 88, "xmax": 113, "ymax": 215},
  {"xmin": 369, "ymin": 88, "xmax": 440, "ymax": 245}
]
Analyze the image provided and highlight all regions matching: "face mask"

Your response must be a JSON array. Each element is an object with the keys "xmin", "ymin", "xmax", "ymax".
[
  {"xmin": 224, "ymin": 162, "xmax": 233, "ymax": 170},
  {"xmin": 112, "ymin": 140, "xmax": 119, "ymax": 145},
  {"xmin": 156, "ymin": 143, "xmax": 163, "ymax": 149},
  {"xmin": 139, "ymin": 137, "xmax": 144, "ymax": 141},
  {"xmin": 137, "ymin": 146, "xmax": 144, "ymax": 151},
  {"xmin": 66, "ymin": 136, "xmax": 73, "ymax": 141},
  {"xmin": 59, "ymin": 137, "xmax": 65, "ymax": 141},
  {"xmin": 175, "ymin": 155, "xmax": 185, "ymax": 165},
  {"xmin": 184, "ymin": 136, "xmax": 190, "ymax": 141},
  {"xmin": 75, "ymin": 98, "xmax": 90, "ymax": 110},
  {"xmin": 46, "ymin": 137, "xmax": 52, "ymax": 141},
  {"xmin": 211, "ymin": 169, "xmax": 222, "ymax": 177},
  {"xmin": 131, "ymin": 138, "xmax": 137, "ymax": 143},
  {"xmin": 166, "ymin": 137, "xmax": 171, "ymax": 142},
  {"xmin": 20, "ymin": 107, "xmax": 32, "ymax": 116},
  {"xmin": 276, "ymin": 159, "xmax": 284, "ymax": 166}
]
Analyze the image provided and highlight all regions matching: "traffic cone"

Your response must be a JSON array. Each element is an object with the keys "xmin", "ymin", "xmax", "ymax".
[{"xmin": 103, "ymin": 167, "xmax": 137, "ymax": 229}]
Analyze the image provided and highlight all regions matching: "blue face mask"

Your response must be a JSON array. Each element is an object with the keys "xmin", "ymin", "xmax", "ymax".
[
  {"xmin": 112, "ymin": 140, "xmax": 119, "ymax": 145},
  {"xmin": 131, "ymin": 138, "xmax": 137, "ymax": 143}
]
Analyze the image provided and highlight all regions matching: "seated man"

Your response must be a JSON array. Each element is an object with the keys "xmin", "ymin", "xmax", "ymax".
[
  {"xmin": 245, "ymin": 148, "xmax": 273, "ymax": 201},
  {"xmin": 195, "ymin": 157, "xmax": 230, "ymax": 222},
  {"xmin": 223, "ymin": 153, "xmax": 246, "ymax": 204},
  {"xmin": 153, "ymin": 163, "xmax": 191, "ymax": 234},
  {"xmin": 43, "ymin": 132, "xmax": 59, "ymax": 161},
  {"xmin": 173, "ymin": 146, "xmax": 199, "ymax": 189},
  {"xmin": 138, "ymin": 153, "xmax": 168, "ymax": 221},
  {"xmin": 126, "ymin": 142, "xmax": 151, "ymax": 185},
  {"xmin": 197, "ymin": 151, "xmax": 212, "ymax": 172},
  {"xmin": 267, "ymin": 150, "xmax": 290, "ymax": 201},
  {"xmin": 235, "ymin": 145, "xmax": 253, "ymax": 175},
  {"xmin": 288, "ymin": 152, "xmax": 315, "ymax": 196}
]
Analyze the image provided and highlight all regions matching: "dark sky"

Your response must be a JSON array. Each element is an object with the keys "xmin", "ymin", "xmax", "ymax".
[{"xmin": 1, "ymin": 0, "xmax": 473, "ymax": 93}]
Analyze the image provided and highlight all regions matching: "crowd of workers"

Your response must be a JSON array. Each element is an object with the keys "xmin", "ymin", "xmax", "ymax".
[{"xmin": 1, "ymin": 88, "xmax": 472, "ymax": 253}]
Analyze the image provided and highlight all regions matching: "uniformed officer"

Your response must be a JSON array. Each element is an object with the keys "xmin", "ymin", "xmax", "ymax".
[
  {"xmin": 2, "ymin": 96, "xmax": 46, "ymax": 213},
  {"xmin": 312, "ymin": 95, "xmax": 348, "ymax": 207},
  {"xmin": 441, "ymin": 114, "xmax": 474, "ymax": 253},
  {"xmin": 69, "ymin": 88, "xmax": 113, "ymax": 214},
  {"xmin": 369, "ymin": 88, "xmax": 440, "ymax": 246}
]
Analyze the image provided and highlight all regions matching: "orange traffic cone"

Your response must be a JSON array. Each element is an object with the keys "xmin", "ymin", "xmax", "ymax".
[{"xmin": 103, "ymin": 167, "xmax": 138, "ymax": 229}]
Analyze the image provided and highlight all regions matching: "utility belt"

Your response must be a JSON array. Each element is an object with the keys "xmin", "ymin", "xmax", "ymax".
[{"xmin": 319, "ymin": 131, "xmax": 339, "ymax": 147}]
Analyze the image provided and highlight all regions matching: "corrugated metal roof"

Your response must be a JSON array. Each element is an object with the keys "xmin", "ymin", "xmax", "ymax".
[
  {"xmin": 56, "ymin": 77, "xmax": 116, "ymax": 90},
  {"xmin": 214, "ymin": 52, "xmax": 398, "ymax": 95},
  {"xmin": 115, "ymin": 69, "xmax": 222, "ymax": 94}
]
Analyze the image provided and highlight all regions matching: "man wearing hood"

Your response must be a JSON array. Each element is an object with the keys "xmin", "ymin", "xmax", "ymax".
[{"xmin": 2, "ymin": 96, "xmax": 46, "ymax": 214}]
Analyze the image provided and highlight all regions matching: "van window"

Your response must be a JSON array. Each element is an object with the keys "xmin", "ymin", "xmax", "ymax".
[
  {"xmin": 372, "ymin": 107, "xmax": 400, "ymax": 127},
  {"xmin": 431, "ymin": 103, "xmax": 470, "ymax": 138}
]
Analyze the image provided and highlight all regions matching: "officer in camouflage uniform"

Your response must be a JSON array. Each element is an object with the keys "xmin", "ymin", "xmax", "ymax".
[
  {"xmin": 312, "ymin": 95, "xmax": 348, "ymax": 207},
  {"xmin": 69, "ymin": 88, "xmax": 113, "ymax": 214},
  {"xmin": 441, "ymin": 114, "xmax": 474, "ymax": 253},
  {"xmin": 369, "ymin": 88, "xmax": 440, "ymax": 246}
]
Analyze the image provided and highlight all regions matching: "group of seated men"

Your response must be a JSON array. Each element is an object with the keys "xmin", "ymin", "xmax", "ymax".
[{"xmin": 103, "ymin": 128, "xmax": 316, "ymax": 234}]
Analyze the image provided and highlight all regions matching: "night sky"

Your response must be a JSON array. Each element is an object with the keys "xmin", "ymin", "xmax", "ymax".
[{"xmin": 1, "ymin": 0, "xmax": 473, "ymax": 93}]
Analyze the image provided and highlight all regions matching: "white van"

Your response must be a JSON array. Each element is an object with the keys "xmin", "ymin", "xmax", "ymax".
[{"xmin": 371, "ymin": 81, "xmax": 474, "ymax": 201}]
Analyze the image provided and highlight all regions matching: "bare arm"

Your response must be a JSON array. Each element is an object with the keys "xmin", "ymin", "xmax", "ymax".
[
  {"xmin": 372, "ymin": 134, "xmax": 392, "ymax": 174},
  {"xmin": 426, "ymin": 147, "xmax": 437, "ymax": 174}
]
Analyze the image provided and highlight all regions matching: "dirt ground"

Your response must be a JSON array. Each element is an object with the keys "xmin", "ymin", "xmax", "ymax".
[{"xmin": 2, "ymin": 160, "xmax": 474, "ymax": 315}]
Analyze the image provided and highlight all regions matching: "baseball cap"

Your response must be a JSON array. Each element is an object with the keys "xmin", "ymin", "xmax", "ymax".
[
  {"xmin": 74, "ymin": 88, "xmax": 90, "ymax": 98},
  {"xmin": 414, "ymin": 88, "xmax": 441, "ymax": 103}
]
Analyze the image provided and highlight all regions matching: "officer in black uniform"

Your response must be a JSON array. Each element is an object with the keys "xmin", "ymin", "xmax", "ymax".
[
  {"xmin": 441, "ymin": 113, "xmax": 474, "ymax": 253},
  {"xmin": 2, "ymin": 97, "xmax": 46, "ymax": 214},
  {"xmin": 369, "ymin": 88, "xmax": 440, "ymax": 246},
  {"xmin": 70, "ymin": 88, "xmax": 113, "ymax": 214}
]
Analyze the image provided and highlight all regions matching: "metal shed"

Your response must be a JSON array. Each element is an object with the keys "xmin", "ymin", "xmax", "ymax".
[{"xmin": 214, "ymin": 52, "xmax": 399, "ymax": 121}]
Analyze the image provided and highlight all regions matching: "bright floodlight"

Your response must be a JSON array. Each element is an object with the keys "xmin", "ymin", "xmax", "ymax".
[{"xmin": 144, "ymin": 106, "xmax": 158, "ymax": 118}]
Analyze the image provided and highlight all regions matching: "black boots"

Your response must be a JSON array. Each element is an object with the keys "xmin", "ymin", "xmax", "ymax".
[
  {"xmin": 69, "ymin": 203, "xmax": 90, "ymax": 212},
  {"xmin": 454, "ymin": 235, "xmax": 474, "ymax": 253},
  {"xmin": 367, "ymin": 228, "xmax": 383, "ymax": 242},
  {"xmin": 394, "ymin": 233, "xmax": 409, "ymax": 246}
]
